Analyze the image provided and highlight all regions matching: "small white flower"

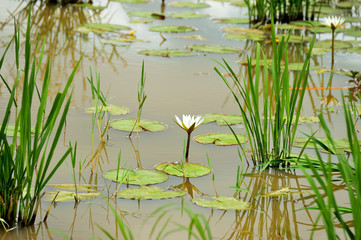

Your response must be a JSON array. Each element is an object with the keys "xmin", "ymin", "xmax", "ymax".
[
  {"xmin": 174, "ymin": 114, "xmax": 203, "ymax": 133},
  {"xmin": 322, "ymin": 16, "xmax": 345, "ymax": 29}
]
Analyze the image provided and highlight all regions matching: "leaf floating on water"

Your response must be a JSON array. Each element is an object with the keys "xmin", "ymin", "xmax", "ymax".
[
  {"xmin": 47, "ymin": 184, "xmax": 103, "ymax": 192},
  {"xmin": 293, "ymin": 137, "xmax": 361, "ymax": 153},
  {"xmin": 284, "ymin": 63, "xmax": 322, "ymax": 71},
  {"xmin": 314, "ymin": 40, "xmax": 352, "ymax": 50},
  {"xmin": 149, "ymin": 25, "xmax": 196, "ymax": 33},
  {"xmin": 200, "ymin": 113, "xmax": 243, "ymax": 125},
  {"xmin": 213, "ymin": 17, "xmax": 249, "ymax": 24},
  {"xmin": 139, "ymin": 49, "xmax": 196, "ymax": 57},
  {"xmin": 170, "ymin": 1, "xmax": 210, "ymax": 8},
  {"xmin": 74, "ymin": 23, "xmax": 131, "ymax": 34},
  {"xmin": 128, "ymin": 10, "xmax": 166, "ymax": 19},
  {"xmin": 171, "ymin": 12, "xmax": 209, "ymax": 19},
  {"xmin": 0, "ymin": 124, "xmax": 35, "ymax": 137},
  {"xmin": 194, "ymin": 133, "xmax": 247, "ymax": 146},
  {"xmin": 187, "ymin": 44, "xmax": 243, "ymax": 54},
  {"xmin": 85, "ymin": 105, "xmax": 131, "ymax": 115},
  {"xmin": 193, "ymin": 196, "xmax": 252, "ymax": 210},
  {"xmin": 154, "ymin": 162, "xmax": 210, "ymax": 178},
  {"xmin": 177, "ymin": 35, "xmax": 208, "ymax": 41},
  {"xmin": 262, "ymin": 187, "xmax": 290, "ymax": 197},
  {"xmin": 44, "ymin": 191, "xmax": 101, "ymax": 202},
  {"xmin": 117, "ymin": 186, "xmax": 185, "ymax": 199},
  {"xmin": 110, "ymin": 118, "xmax": 167, "ymax": 132},
  {"xmin": 103, "ymin": 168, "xmax": 168, "ymax": 185},
  {"xmin": 70, "ymin": 3, "xmax": 106, "ymax": 9},
  {"xmin": 111, "ymin": 0, "xmax": 149, "ymax": 3}
]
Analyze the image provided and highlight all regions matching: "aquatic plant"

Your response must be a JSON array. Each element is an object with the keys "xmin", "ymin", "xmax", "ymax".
[
  {"xmin": 174, "ymin": 114, "xmax": 203, "ymax": 162},
  {"xmin": 0, "ymin": 10, "xmax": 81, "ymax": 226},
  {"xmin": 301, "ymin": 94, "xmax": 361, "ymax": 239},
  {"xmin": 215, "ymin": 18, "xmax": 315, "ymax": 166}
]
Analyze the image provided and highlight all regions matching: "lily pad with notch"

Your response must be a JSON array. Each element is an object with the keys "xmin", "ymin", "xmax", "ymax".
[
  {"xmin": 139, "ymin": 49, "xmax": 196, "ymax": 57},
  {"xmin": 74, "ymin": 23, "xmax": 131, "ymax": 34},
  {"xmin": 117, "ymin": 186, "xmax": 185, "ymax": 199},
  {"xmin": 110, "ymin": 118, "xmax": 167, "ymax": 132},
  {"xmin": 187, "ymin": 44, "xmax": 243, "ymax": 54},
  {"xmin": 103, "ymin": 168, "xmax": 168, "ymax": 185},
  {"xmin": 194, "ymin": 133, "xmax": 247, "ymax": 146},
  {"xmin": 193, "ymin": 196, "xmax": 252, "ymax": 210},
  {"xmin": 154, "ymin": 162, "xmax": 210, "ymax": 177},
  {"xmin": 149, "ymin": 25, "xmax": 196, "ymax": 33},
  {"xmin": 85, "ymin": 104, "xmax": 131, "ymax": 115},
  {"xmin": 170, "ymin": 1, "xmax": 210, "ymax": 8},
  {"xmin": 171, "ymin": 12, "xmax": 209, "ymax": 19},
  {"xmin": 200, "ymin": 113, "xmax": 243, "ymax": 125}
]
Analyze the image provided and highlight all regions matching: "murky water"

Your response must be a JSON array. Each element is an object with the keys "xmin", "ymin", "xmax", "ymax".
[{"xmin": 0, "ymin": 0, "xmax": 359, "ymax": 239}]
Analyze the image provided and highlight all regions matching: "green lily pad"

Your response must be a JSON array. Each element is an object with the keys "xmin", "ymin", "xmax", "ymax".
[
  {"xmin": 308, "ymin": 27, "xmax": 333, "ymax": 33},
  {"xmin": 128, "ymin": 11, "xmax": 166, "ymax": 19},
  {"xmin": 103, "ymin": 168, "xmax": 168, "ymax": 185},
  {"xmin": 139, "ymin": 49, "xmax": 196, "ymax": 57},
  {"xmin": 238, "ymin": 58, "xmax": 274, "ymax": 67},
  {"xmin": 344, "ymin": 28, "xmax": 361, "ymax": 37},
  {"xmin": 314, "ymin": 40, "xmax": 353, "ymax": 50},
  {"xmin": 103, "ymin": 37, "xmax": 147, "ymax": 44},
  {"xmin": 318, "ymin": 6, "xmax": 345, "ymax": 14},
  {"xmin": 261, "ymin": 187, "xmax": 290, "ymax": 197},
  {"xmin": 154, "ymin": 162, "xmax": 210, "ymax": 177},
  {"xmin": 345, "ymin": 16, "xmax": 361, "ymax": 23},
  {"xmin": 201, "ymin": 113, "xmax": 243, "ymax": 125},
  {"xmin": 71, "ymin": 3, "xmax": 106, "ymax": 9},
  {"xmin": 284, "ymin": 63, "xmax": 321, "ymax": 71},
  {"xmin": 213, "ymin": 18, "xmax": 249, "ymax": 24},
  {"xmin": 85, "ymin": 104, "xmax": 131, "ymax": 115},
  {"xmin": 177, "ymin": 35, "xmax": 208, "ymax": 41},
  {"xmin": 224, "ymin": 33, "xmax": 247, "ymax": 41},
  {"xmin": 111, "ymin": 0, "xmax": 149, "ymax": 3},
  {"xmin": 171, "ymin": 12, "xmax": 209, "ymax": 19},
  {"xmin": 194, "ymin": 133, "xmax": 247, "ymax": 146},
  {"xmin": 149, "ymin": 25, "xmax": 195, "ymax": 33},
  {"xmin": 290, "ymin": 20, "xmax": 323, "ymax": 27},
  {"xmin": 275, "ymin": 34, "xmax": 313, "ymax": 43},
  {"xmin": 274, "ymin": 24, "xmax": 303, "ymax": 30},
  {"xmin": 110, "ymin": 119, "xmax": 167, "ymax": 132},
  {"xmin": 117, "ymin": 186, "xmax": 185, "ymax": 199},
  {"xmin": 193, "ymin": 196, "xmax": 252, "ymax": 210},
  {"xmin": 345, "ymin": 46, "xmax": 361, "ymax": 53},
  {"xmin": 47, "ymin": 184, "xmax": 102, "ymax": 192},
  {"xmin": 187, "ymin": 44, "xmax": 243, "ymax": 54},
  {"xmin": 130, "ymin": 19, "xmax": 154, "ymax": 24},
  {"xmin": 1, "ymin": 125, "xmax": 35, "ymax": 137},
  {"xmin": 222, "ymin": 27, "xmax": 266, "ymax": 41},
  {"xmin": 74, "ymin": 23, "xmax": 131, "ymax": 34},
  {"xmin": 336, "ymin": 1, "xmax": 361, "ymax": 8},
  {"xmin": 293, "ymin": 137, "xmax": 361, "ymax": 152},
  {"xmin": 44, "ymin": 191, "xmax": 101, "ymax": 202},
  {"xmin": 230, "ymin": 0, "xmax": 247, "ymax": 7},
  {"xmin": 170, "ymin": 1, "xmax": 210, "ymax": 8},
  {"xmin": 311, "ymin": 47, "xmax": 328, "ymax": 55}
]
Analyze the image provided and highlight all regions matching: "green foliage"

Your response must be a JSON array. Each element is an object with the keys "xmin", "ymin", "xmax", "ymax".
[
  {"xmin": 215, "ymin": 19, "xmax": 315, "ymax": 166},
  {"xmin": 0, "ymin": 9, "xmax": 81, "ymax": 226}
]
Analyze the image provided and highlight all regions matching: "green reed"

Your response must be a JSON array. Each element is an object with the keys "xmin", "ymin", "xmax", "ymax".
[
  {"xmin": 301, "ymin": 94, "xmax": 361, "ymax": 239},
  {"xmin": 0, "ymin": 9, "xmax": 81, "ymax": 226},
  {"xmin": 215, "ymin": 19, "xmax": 315, "ymax": 166}
]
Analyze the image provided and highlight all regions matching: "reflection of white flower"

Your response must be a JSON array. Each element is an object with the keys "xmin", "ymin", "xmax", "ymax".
[
  {"xmin": 322, "ymin": 16, "xmax": 345, "ymax": 29},
  {"xmin": 175, "ymin": 115, "xmax": 203, "ymax": 133}
]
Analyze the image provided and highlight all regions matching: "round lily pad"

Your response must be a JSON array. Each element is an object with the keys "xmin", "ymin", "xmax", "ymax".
[
  {"xmin": 170, "ymin": 1, "xmax": 210, "ymax": 8},
  {"xmin": 311, "ymin": 47, "xmax": 328, "ymax": 55},
  {"xmin": 110, "ymin": 119, "xmax": 167, "ymax": 132},
  {"xmin": 193, "ymin": 196, "xmax": 252, "ymax": 210},
  {"xmin": 194, "ymin": 133, "xmax": 247, "ymax": 146},
  {"xmin": 314, "ymin": 40, "xmax": 353, "ymax": 49},
  {"xmin": 222, "ymin": 27, "xmax": 266, "ymax": 41},
  {"xmin": 213, "ymin": 18, "xmax": 249, "ymax": 24},
  {"xmin": 103, "ymin": 37, "xmax": 147, "ymax": 44},
  {"xmin": 44, "ymin": 191, "xmax": 101, "ymax": 202},
  {"xmin": 200, "ymin": 113, "xmax": 243, "ymax": 125},
  {"xmin": 171, "ymin": 12, "xmax": 209, "ymax": 19},
  {"xmin": 111, "ymin": 0, "xmax": 149, "ymax": 3},
  {"xmin": 47, "ymin": 184, "xmax": 102, "ymax": 192},
  {"xmin": 154, "ymin": 162, "xmax": 210, "ymax": 177},
  {"xmin": 224, "ymin": 33, "xmax": 247, "ymax": 41},
  {"xmin": 139, "ymin": 49, "xmax": 196, "ymax": 57},
  {"xmin": 103, "ymin": 168, "xmax": 168, "ymax": 185},
  {"xmin": 187, "ymin": 44, "xmax": 242, "ymax": 54},
  {"xmin": 177, "ymin": 35, "xmax": 208, "ymax": 41},
  {"xmin": 85, "ymin": 105, "xmax": 131, "ymax": 115},
  {"xmin": 74, "ymin": 23, "xmax": 131, "ymax": 34},
  {"xmin": 149, "ymin": 25, "xmax": 195, "ymax": 33},
  {"xmin": 130, "ymin": 19, "xmax": 154, "ymax": 24},
  {"xmin": 336, "ymin": 1, "xmax": 361, "ymax": 8},
  {"xmin": 117, "ymin": 186, "xmax": 185, "ymax": 200},
  {"xmin": 128, "ymin": 11, "xmax": 166, "ymax": 19},
  {"xmin": 275, "ymin": 34, "xmax": 313, "ymax": 43},
  {"xmin": 345, "ymin": 16, "xmax": 361, "ymax": 23},
  {"xmin": 1, "ymin": 124, "xmax": 35, "ymax": 137},
  {"xmin": 344, "ymin": 28, "xmax": 361, "ymax": 38},
  {"xmin": 293, "ymin": 137, "xmax": 360, "ymax": 152}
]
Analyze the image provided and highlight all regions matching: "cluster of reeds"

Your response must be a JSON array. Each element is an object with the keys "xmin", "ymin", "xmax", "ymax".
[
  {"xmin": 0, "ymin": 10, "xmax": 81, "ymax": 226},
  {"xmin": 215, "ymin": 18, "xmax": 315, "ymax": 167}
]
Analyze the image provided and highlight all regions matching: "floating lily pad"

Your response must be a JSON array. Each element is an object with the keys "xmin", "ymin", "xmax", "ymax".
[
  {"xmin": 318, "ymin": 6, "xmax": 345, "ymax": 14},
  {"xmin": 71, "ymin": 3, "xmax": 106, "ymax": 9},
  {"xmin": 275, "ymin": 34, "xmax": 313, "ymax": 43},
  {"xmin": 284, "ymin": 63, "xmax": 321, "ymax": 71},
  {"xmin": 273, "ymin": 24, "xmax": 304, "ymax": 30},
  {"xmin": 194, "ymin": 133, "xmax": 247, "ymax": 146},
  {"xmin": 170, "ymin": 1, "xmax": 210, "ymax": 8},
  {"xmin": 103, "ymin": 37, "xmax": 147, "ymax": 44},
  {"xmin": 103, "ymin": 168, "xmax": 168, "ymax": 185},
  {"xmin": 193, "ymin": 196, "xmax": 252, "ymax": 210},
  {"xmin": 85, "ymin": 105, "xmax": 131, "ymax": 115},
  {"xmin": 308, "ymin": 27, "xmax": 332, "ymax": 33},
  {"xmin": 139, "ymin": 49, "xmax": 196, "ymax": 57},
  {"xmin": 154, "ymin": 162, "xmax": 210, "ymax": 178},
  {"xmin": 111, "ymin": 0, "xmax": 149, "ymax": 3},
  {"xmin": 1, "ymin": 125, "xmax": 35, "ymax": 137},
  {"xmin": 345, "ymin": 16, "xmax": 361, "ymax": 23},
  {"xmin": 177, "ymin": 35, "xmax": 208, "ymax": 41},
  {"xmin": 149, "ymin": 25, "xmax": 195, "ymax": 33},
  {"xmin": 110, "ymin": 119, "xmax": 167, "ymax": 132},
  {"xmin": 74, "ymin": 23, "xmax": 131, "ymax": 34},
  {"xmin": 171, "ymin": 12, "xmax": 209, "ymax": 19},
  {"xmin": 336, "ymin": 1, "xmax": 361, "ymax": 8},
  {"xmin": 222, "ymin": 27, "xmax": 266, "ymax": 41},
  {"xmin": 187, "ymin": 44, "xmax": 242, "ymax": 53},
  {"xmin": 117, "ymin": 186, "xmax": 185, "ymax": 200},
  {"xmin": 128, "ymin": 11, "xmax": 166, "ymax": 19},
  {"xmin": 345, "ymin": 46, "xmax": 361, "ymax": 53},
  {"xmin": 47, "ymin": 184, "xmax": 102, "ymax": 192},
  {"xmin": 201, "ymin": 113, "xmax": 243, "ymax": 125},
  {"xmin": 230, "ymin": 0, "xmax": 247, "ymax": 7},
  {"xmin": 213, "ymin": 18, "xmax": 249, "ymax": 24},
  {"xmin": 262, "ymin": 187, "xmax": 290, "ymax": 197},
  {"xmin": 224, "ymin": 33, "xmax": 247, "ymax": 41},
  {"xmin": 44, "ymin": 191, "xmax": 101, "ymax": 202},
  {"xmin": 290, "ymin": 20, "xmax": 323, "ymax": 27},
  {"xmin": 130, "ymin": 19, "xmax": 154, "ymax": 24},
  {"xmin": 293, "ymin": 137, "xmax": 361, "ymax": 152},
  {"xmin": 314, "ymin": 40, "xmax": 353, "ymax": 50},
  {"xmin": 311, "ymin": 47, "xmax": 328, "ymax": 55},
  {"xmin": 344, "ymin": 28, "xmax": 361, "ymax": 37},
  {"xmin": 238, "ymin": 58, "xmax": 274, "ymax": 67}
]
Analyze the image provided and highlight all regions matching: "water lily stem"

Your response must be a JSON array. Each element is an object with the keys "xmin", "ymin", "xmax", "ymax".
[
  {"xmin": 185, "ymin": 132, "xmax": 191, "ymax": 162},
  {"xmin": 331, "ymin": 27, "xmax": 335, "ymax": 71}
]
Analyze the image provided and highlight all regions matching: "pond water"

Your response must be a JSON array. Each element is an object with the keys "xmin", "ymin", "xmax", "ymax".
[{"xmin": 0, "ymin": 0, "xmax": 360, "ymax": 239}]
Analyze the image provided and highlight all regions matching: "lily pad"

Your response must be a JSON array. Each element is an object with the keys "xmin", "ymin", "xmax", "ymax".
[
  {"xmin": 130, "ymin": 19, "xmax": 154, "ymax": 24},
  {"xmin": 111, "ymin": 0, "xmax": 149, "ymax": 3},
  {"xmin": 154, "ymin": 162, "xmax": 210, "ymax": 178},
  {"xmin": 187, "ymin": 44, "xmax": 243, "ymax": 54},
  {"xmin": 128, "ymin": 11, "xmax": 166, "ymax": 19},
  {"xmin": 222, "ymin": 27, "xmax": 266, "ymax": 41},
  {"xmin": 284, "ymin": 63, "xmax": 321, "ymax": 71},
  {"xmin": 314, "ymin": 40, "xmax": 353, "ymax": 50},
  {"xmin": 139, "ymin": 49, "xmax": 196, "ymax": 57},
  {"xmin": 171, "ymin": 12, "xmax": 209, "ymax": 19},
  {"xmin": 293, "ymin": 137, "xmax": 361, "ymax": 152},
  {"xmin": 194, "ymin": 133, "xmax": 247, "ymax": 146},
  {"xmin": 262, "ymin": 187, "xmax": 290, "ymax": 197},
  {"xmin": 117, "ymin": 186, "xmax": 185, "ymax": 199},
  {"xmin": 110, "ymin": 119, "xmax": 167, "ymax": 132},
  {"xmin": 213, "ymin": 18, "xmax": 249, "ymax": 24},
  {"xmin": 344, "ymin": 28, "xmax": 361, "ymax": 37},
  {"xmin": 1, "ymin": 125, "xmax": 35, "ymax": 137},
  {"xmin": 193, "ymin": 196, "xmax": 252, "ymax": 210},
  {"xmin": 44, "ymin": 191, "xmax": 101, "ymax": 202},
  {"xmin": 149, "ymin": 25, "xmax": 195, "ymax": 33},
  {"xmin": 71, "ymin": 3, "xmax": 106, "ymax": 9},
  {"xmin": 224, "ymin": 33, "xmax": 247, "ymax": 41},
  {"xmin": 170, "ymin": 2, "xmax": 210, "ymax": 8},
  {"xmin": 103, "ymin": 168, "xmax": 168, "ymax": 185},
  {"xmin": 311, "ymin": 47, "xmax": 328, "ymax": 55},
  {"xmin": 275, "ymin": 34, "xmax": 313, "ymax": 43},
  {"xmin": 85, "ymin": 105, "xmax": 131, "ymax": 115},
  {"xmin": 345, "ymin": 46, "xmax": 361, "ymax": 53},
  {"xmin": 177, "ymin": 35, "xmax": 208, "ymax": 41},
  {"xmin": 103, "ymin": 37, "xmax": 147, "ymax": 44},
  {"xmin": 345, "ymin": 16, "xmax": 361, "ymax": 23},
  {"xmin": 200, "ymin": 113, "xmax": 243, "ymax": 125},
  {"xmin": 74, "ymin": 23, "xmax": 131, "ymax": 34},
  {"xmin": 336, "ymin": 1, "xmax": 361, "ymax": 8},
  {"xmin": 47, "ymin": 184, "xmax": 102, "ymax": 192}
]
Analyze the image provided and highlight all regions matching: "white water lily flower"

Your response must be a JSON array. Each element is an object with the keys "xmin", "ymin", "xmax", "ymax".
[
  {"xmin": 174, "ymin": 114, "xmax": 203, "ymax": 133},
  {"xmin": 322, "ymin": 16, "xmax": 345, "ymax": 29}
]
